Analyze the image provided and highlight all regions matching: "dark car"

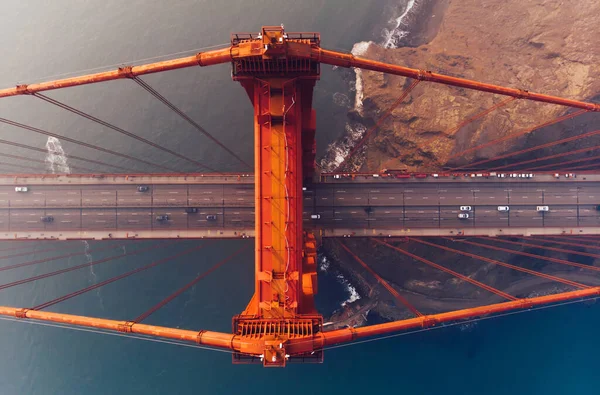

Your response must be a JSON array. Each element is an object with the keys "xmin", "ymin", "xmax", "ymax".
[
  {"xmin": 206, "ymin": 215, "xmax": 217, "ymax": 221},
  {"xmin": 185, "ymin": 207, "xmax": 198, "ymax": 214},
  {"xmin": 596, "ymin": 205, "xmax": 600, "ymax": 211},
  {"xmin": 40, "ymin": 216, "xmax": 54, "ymax": 223},
  {"xmin": 137, "ymin": 185, "xmax": 149, "ymax": 192},
  {"xmin": 156, "ymin": 215, "xmax": 169, "ymax": 221}
]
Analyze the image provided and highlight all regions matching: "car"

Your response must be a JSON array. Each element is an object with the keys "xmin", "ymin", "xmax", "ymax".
[
  {"xmin": 536, "ymin": 206, "xmax": 549, "ymax": 212},
  {"xmin": 396, "ymin": 174, "xmax": 411, "ymax": 179},
  {"xmin": 185, "ymin": 207, "xmax": 198, "ymax": 214},
  {"xmin": 156, "ymin": 215, "xmax": 169, "ymax": 221},
  {"xmin": 554, "ymin": 173, "xmax": 560, "ymax": 178},
  {"xmin": 497, "ymin": 206, "xmax": 510, "ymax": 212},
  {"xmin": 458, "ymin": 213, "xmax": 469, "ymax": 219},
  {"xmin": 528, "ymin": 174, "xmax": 534, "ymax": 178},
  {"xmin": 414, "ymin": 173, "xmax": 427, "ymax": 178},
  {"xmin": 596, "ymin": 205, "xmax": 600, "ymax": 211},
  {"xmin": 206, "ymin": 215, "xmax": 217, "ymax": 221},
  {"xmin": 15, "ymin": 186, "xmax": 28, "ymax": 192},
  {"xmin": 310, "ymin": 214, "xmax": 321, "ymax": 219},
  {"xmin": 302, "ymin": 187, "xmax": 307, "ymax": 191},
  {"xmin": 497, "ymin": 173, "xmax": 506, "ymax": 178},
  {"xmin": 460, "ymin": 206, "xmax": 472, "ymax": 211},
  {"xmin": 137, "ymin": 185, "xmax": 149, "ymax": 192},
  {"xmin": 40, "ymin": 216, "xmax": 54, "ymax": 223}
]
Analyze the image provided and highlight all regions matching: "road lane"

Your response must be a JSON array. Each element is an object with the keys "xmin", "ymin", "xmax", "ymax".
[{"xmin": 1, "ymin": 180, "xmax": 600, "ymax": 234}]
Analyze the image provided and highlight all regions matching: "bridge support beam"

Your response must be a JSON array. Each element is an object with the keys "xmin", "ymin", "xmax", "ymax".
[{"xmin": 230, "ymin": 26, "xmax": 322, "ymax": 366}]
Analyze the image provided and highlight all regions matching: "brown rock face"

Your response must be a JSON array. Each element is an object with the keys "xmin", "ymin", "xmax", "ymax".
[{"xmin": 358, "ymin": 0, "xmax": 600, "ymax": 172}]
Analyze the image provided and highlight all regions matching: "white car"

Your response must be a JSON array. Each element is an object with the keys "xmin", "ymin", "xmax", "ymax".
[
  {"xmin": 497, "ymin": 173, "xmax": 506, "ymax": 178},
  {"xmin": 15, "ymin": 186, "xmax": 28, "ymax": 192},
  {"xmin": 310, "ymin": 214, "xmax": 321, "ymax": 220},
  {"xmin": 497, "ymin": 206, "xmax": 510, "ymax": 212},
  {"xmin": 536, "ymin": 206, "xmax": 549, "ymax": 212},
  {"xmin": 460, "ymin": 206, "xmax": 472, "ymax": 211},
  {"xmin": 458, "ymin": 213, "xmax": 469, "ymax": 219}
]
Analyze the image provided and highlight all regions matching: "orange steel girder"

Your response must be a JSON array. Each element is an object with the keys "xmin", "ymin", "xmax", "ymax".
[{"xmin": 230, "ymin": 26, "xmax": 322, "ymax": 366}]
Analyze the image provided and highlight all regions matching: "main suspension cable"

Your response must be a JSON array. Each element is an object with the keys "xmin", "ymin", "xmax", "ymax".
[
  {"xmin": 15, "ymin": 43, "xmax": 230, "ymax": 85},
  {"xmin": 131, "ymin": 76, "xmax": 251, "ymax": 170},
  {"xmin": 322, "ymin": 295, "xmax": 599, "ymax": 352},
  {"xmin": 334, "ymin": 79, "xmax": 420, "ymax": 172},
  {"xmin": 133, "ymin": 242, "xmax": 250, "ymax": 323},
  {"xmin": 0, "ymin": 117, "xmax": 180, "ymax": 173},
  {"xmin": 34, "ymin": 93, "xmax": 220, "ymax": 173},
  {"xmin": 0, "ymin": 315, "xmax": 233, "ymax": 354}
]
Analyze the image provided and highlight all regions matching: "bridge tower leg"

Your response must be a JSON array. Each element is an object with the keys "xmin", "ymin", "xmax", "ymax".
[{"xmin": 230, "ymin": 26, "xmax": 322, "ymax": 366}]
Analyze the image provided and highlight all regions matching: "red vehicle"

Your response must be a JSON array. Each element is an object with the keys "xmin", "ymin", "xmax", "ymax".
[
  {"xmin": 413, "ymin": 173, "xmax": 428, "ymax": 178},
  {"xmin": 396, "ymin": 174, "xmax": 411, "ymax": 179}
]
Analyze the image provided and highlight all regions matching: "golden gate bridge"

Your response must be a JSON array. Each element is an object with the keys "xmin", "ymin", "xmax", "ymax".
[{"xmin": 0, "ymin": 26, "xmax": 598, "ymax": 367}]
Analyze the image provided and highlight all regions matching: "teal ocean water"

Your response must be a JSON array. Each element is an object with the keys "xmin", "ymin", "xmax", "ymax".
[{"xmin": 0, "ymin": 240, "xmax": 598, "ymax": 395}]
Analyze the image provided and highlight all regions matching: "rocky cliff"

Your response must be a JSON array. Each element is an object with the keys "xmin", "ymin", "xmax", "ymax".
[{"xmin": 348, "ymin": 0, "xmax": 600, "ymax": 172}]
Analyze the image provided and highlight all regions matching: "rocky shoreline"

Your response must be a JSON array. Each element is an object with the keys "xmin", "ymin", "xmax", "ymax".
[{"xmin": 318, "ymin": 0, "xmax": 600, "ymax": 328}]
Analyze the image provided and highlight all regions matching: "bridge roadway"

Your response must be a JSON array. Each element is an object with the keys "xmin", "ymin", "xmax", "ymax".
[{"xmin": 2, "ymin": 173, "xmax": 600, "ymax": 239}]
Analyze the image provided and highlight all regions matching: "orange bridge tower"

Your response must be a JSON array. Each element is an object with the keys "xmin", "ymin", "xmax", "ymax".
[{"xmin": 231, "ymin": 26, "xmax": 321, "ymax": 367}]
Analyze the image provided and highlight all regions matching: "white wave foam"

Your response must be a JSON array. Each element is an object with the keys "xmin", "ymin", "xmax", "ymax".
[
  {"xmin": 82, "ymin": 240, "xmax": 106, "ymax": 310},
  {"xmin": 319, "ymin": 255, "xmax": 361, "ymax": 307},
  {"xmin": 320, "ymin": 122, "xmax": 367, "ymax": 171},
  {"xmin": 339, "ymin": 273, "xmax": 361, "ymax": 307},
  {"xmin": 382, "ymin": 0, "xmax": 418, "ymax": 49},
  {"xmin": 350, "ymin": 41, "xmax": 374, "ymax": 113},
  {"xmin": 45, "ymin": 137, "xmax": 71, "ymax": 174},
  {"xmin": 319, "ymin": 255, "xmax": 330, "ymax": 272}
]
